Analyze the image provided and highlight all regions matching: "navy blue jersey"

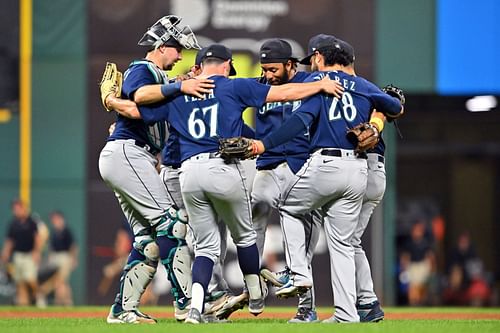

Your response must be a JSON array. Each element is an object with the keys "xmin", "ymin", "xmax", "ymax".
[
  {"xmin": 161, "ymin": 124, "xmax": 182, "ymax": 168},
  {"xmin": 139, "ymin": 75, "xmax": 271, "ymax": 162},
  {"xmin": 295, "ymin": 71, "xmax": 400, "ymax": 150},
  {"xmin": 370, "ymin": 136, "xmax": 386, "ymax": 155},
  {"xmin": 108, "ymin": 60, "xmax": 168, "ymax": 153},
  {"xmin": 256, "ymin": 71, "xmax": 310, "ymax": 174}
]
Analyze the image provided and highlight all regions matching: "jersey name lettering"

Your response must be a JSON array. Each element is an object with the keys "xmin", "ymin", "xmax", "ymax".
[
  {"xmin": 333, "ymin": 76, "xmax": 356, "ymax": 91},
  {"xmin": 184, "ymin": 90, "xmax": 215, "ymax": 102}
]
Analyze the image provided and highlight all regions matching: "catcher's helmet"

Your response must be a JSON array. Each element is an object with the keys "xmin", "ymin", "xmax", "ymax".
[{"xmin": 138, "ymin": 15, "xmax": 201, "ymax": 50}]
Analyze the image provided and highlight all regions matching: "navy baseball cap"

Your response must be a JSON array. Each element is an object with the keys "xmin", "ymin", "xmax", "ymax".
[
  {"xmin": 299, "ymin": 34, "xmax": 340, "ymax": 65},
  {"xmin": 195, "ymin": 47, "xmax": 208, "ymax": 66},
  {"xmin": 201, "ymin": 44, "xmax": 237, "ymax": 76},
  {"xmin": 336, "ymin": 38, "xmax": 355, "ymax": 64},
  {"xmin": 260, "ymin": 39, "xmax": 299, "ymax": 64}
]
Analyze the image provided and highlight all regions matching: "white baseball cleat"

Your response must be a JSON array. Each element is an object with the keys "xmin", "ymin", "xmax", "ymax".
[
  {"xmin": 184, "ymin": 308, "xmax": 204, "ymax": 324},
  {"xmin": 106, "ymin": 305, "xmax": 157, "ymax": 324},
  {"xmin": 215, "ymin": 292, "xmax": 249, "ymax": 319}
]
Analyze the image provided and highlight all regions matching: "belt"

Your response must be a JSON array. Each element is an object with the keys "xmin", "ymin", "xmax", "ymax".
[
  {"xmin": 163, "ymin": 163, "xmax": 181, "ymax": 169},
  {"xmin": 367, "ymin": 153, "xmax": 385, "ymax": 163},
  {"xmin": 188, "ymin": 152, "xmax": 221, "ymax": 161},
  {"xmin": 319, "ymin": 148, "xmax": 367, "ymax": 159},
  {"xmin": 258, "ymin": 161, "xmax": 286, "ymax": 171},
  {"xmin": 109, "ymin": 139, "xmax": 159, "ymax": 155},
  {"xmin": 133, "ymin": 141, "xmax": 159, "ymax": 155}
]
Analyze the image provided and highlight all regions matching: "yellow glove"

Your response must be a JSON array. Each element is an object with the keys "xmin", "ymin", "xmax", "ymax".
[{"xmin": 99, "ymin": 62, "xmax": 123, "ymax": 111}]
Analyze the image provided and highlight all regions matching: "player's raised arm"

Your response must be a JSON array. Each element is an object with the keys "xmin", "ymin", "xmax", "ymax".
[
  {"xmin": 134, "ymin": 77, "xmax": 215, "ymax": 104},
  {"xmin": 265, "ymin": 74, "xmax": 343, "ymax": 103}
]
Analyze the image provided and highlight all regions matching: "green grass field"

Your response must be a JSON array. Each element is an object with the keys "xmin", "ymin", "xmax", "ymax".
[{"xmin": 1, "ymin": 306, "xmax": 499, "ymax": 333}]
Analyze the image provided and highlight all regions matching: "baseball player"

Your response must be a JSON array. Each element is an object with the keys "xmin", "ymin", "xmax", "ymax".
[
  {"xmin": 249, "ymin": 34, "xmax": 403, "ymax": 322},
  {"xmin": 99, "ymin": 15, "xmax": 209, "ymax": 324},
  {"xmin": 109, "ymin": 43, "xmax": 344, "ymax": 324},
  {"xmin": 158, "ymin": 47, "xmax": 232, "ymax": 320},
  {"xmin": 251, "ymin": 39, "xmax": 322, "ymax": 323},
  {"xmin": 311, "ymin": 41, "xmax": 388, "ymax": 322}
]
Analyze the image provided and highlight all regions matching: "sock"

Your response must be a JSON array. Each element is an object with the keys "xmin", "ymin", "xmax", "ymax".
[
  {"xmin": 237, "ymin": 244, "xmax": 259, "ymax": 275},
  {"xmin": 192, "ymin": 256, "xmax": 215, "ymax": 313}
]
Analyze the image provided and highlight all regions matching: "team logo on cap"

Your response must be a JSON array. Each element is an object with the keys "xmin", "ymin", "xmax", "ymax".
[
  {"xmin": 206, "ymin": 51, "xmax": 213, "ymax": 56},
  {"xmin": 261, "ymin": 53, "xmax": 267, "ymax": 58}
]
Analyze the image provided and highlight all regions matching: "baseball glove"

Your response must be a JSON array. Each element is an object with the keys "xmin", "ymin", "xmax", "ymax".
[
  {"xmin": 99, "ymin": 62, "xmax": 123, "ymax": 112},
  {"xmin": 219, "ymin": 137, "xmax": 254, "ymax": 161},
  {"xmin": 382, "ymin": 84, "xmax": 405, "ymax": 106},
  {"xmin": 346, "ymin": 122, "xmax": 380, "ymax": 153}
]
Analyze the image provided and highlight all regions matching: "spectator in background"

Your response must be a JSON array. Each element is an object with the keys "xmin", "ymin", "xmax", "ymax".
[
  {"xmin": 399, "ymin": 220, "xmax": 436, "ymax": 306},
  {"xmin": 98, "ymin": 220, "xmax": 133, "ymax": 296},
  {"xmin": 0, "ymin": 199, "xmax": 43, "ymax": 305},
  {"xmin": 443, "ymin": 231, "xmax": 492, "ymax": 306},
  {"xmin": 46, "ymin": 211, "xmax": 78, "ymax": 305}
]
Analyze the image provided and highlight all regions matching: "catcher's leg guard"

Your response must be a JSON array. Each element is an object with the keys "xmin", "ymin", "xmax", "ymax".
[
  {"xmin": 114, "ymin": 237, "xmax": 158, "ymax": 312},
  {"xmin": 156, "ymin": 208, "xmax": 192, "ymax": 308}
]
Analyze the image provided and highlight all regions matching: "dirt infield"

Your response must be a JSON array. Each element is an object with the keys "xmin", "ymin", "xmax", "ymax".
[{"xmin": 0, "ymin": 310, "xmax": 499, "ymax": 320}]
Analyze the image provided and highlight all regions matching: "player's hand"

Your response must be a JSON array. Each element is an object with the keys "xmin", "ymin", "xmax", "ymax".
[
  {"xmin": 175, "ymin": 72, "xmax": 195, "ymax": 81},
  {"xmin": 180, "ymin": 77, "xmax": 215, "ymax": 99},
  {"xmin": 249, "ymin": 140, "xmax": 265, "ymax": 157},
  {"xmin": 108, "ymin": 122, "xmax": 116, "ymax": 136},
  {"xmin": 320, "ymin": 75, "xmax": 344, "ymax": 99}
]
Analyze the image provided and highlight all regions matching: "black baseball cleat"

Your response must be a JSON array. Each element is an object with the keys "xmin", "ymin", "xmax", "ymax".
[{"xmin": 357, "ymin": 300, "xmax": 385, "ymax": 322}]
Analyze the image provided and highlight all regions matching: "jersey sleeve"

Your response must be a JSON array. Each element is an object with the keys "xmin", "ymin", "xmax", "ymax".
[
  {"xmin": 122, "ymin": 66, "xmax": 157, "ymax": 100},
  {"xmin": 138, "ymin": 102, "xmax": 170, "ymax": 125},
  {"xmin": 365, "ymin": 81, "xmax": 402, "ymax": 117},
  {"xmin": 233, "ymin": 78, "xmax": 271, "ymax": 107},
  {"xmin": 242, "ymin": 123, "xmax": 256, "ymax": 138},
  {"xmin": 293, "ymin": 94, "xmax": 321, "ymax": 125}
]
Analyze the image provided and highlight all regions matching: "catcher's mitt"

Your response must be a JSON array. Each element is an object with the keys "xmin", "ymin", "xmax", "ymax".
[
  {"xmin": 219, "ymin": 137, "xmax": 255, "ymax": 161},
  {"xmin": 382, "ymin": 84, "xmax": 405, "ymax": 106},
  {"xmin": 346, "ymin": 122, "xmax": 380, "ymax": 153},
  {"xmin": 99, "ymin": 62, "xmax": 123, "ymax": 112}
]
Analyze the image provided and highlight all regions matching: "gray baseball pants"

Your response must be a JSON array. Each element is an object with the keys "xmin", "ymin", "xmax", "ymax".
[{"xmin": 279, "ymin": 149, "xmax": 368, "ymax": 322}]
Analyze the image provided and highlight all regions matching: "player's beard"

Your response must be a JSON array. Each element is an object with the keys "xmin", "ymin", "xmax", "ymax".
[{"xmin": 271, "ymin": 70, "xmax": 289, "ymax": 85}]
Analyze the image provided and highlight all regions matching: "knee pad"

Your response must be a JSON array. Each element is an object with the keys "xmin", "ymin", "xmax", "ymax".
[
  {"xmin": 143, "ymin": 242, "xmax": 160, "ymax": 261},
  {"xmin": 133, "ymin": 236, "xmax": 159, "ymax": 262},
  {"xmin": 156, "ymin": 207, "xmax": 188, "ymax": 240},
  {"xmin": 177, "ymin": 208, "xmax": 188, "ymax": 224}
]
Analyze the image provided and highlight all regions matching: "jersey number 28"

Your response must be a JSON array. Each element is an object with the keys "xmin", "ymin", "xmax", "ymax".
[{"xmin": 328, "ymin": 92, "xmax": 357, "ymax": 122}]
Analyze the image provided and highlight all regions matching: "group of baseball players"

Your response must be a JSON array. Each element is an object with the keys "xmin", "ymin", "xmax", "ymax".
[{"xmin": 98, "ymin": 14, "xmax": 404, "ymax": 324}]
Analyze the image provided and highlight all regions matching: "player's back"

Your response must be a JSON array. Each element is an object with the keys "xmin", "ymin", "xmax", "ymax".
[
  {"xmin": 304, "ymin": 70, "xmax": 385, "ymax": 151},
  {"xmin": 164, "ymin": 75, "xmax": 270, "ymax": 161}
]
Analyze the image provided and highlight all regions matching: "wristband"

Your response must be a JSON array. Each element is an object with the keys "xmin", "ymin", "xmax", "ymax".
[
  {"xmin": 160, "ymin": 81, "xmax": 182, "ymax": 98},
  {"xmin": 370, "ymin": 117, "xmax": 384, "ymax": 132}
]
